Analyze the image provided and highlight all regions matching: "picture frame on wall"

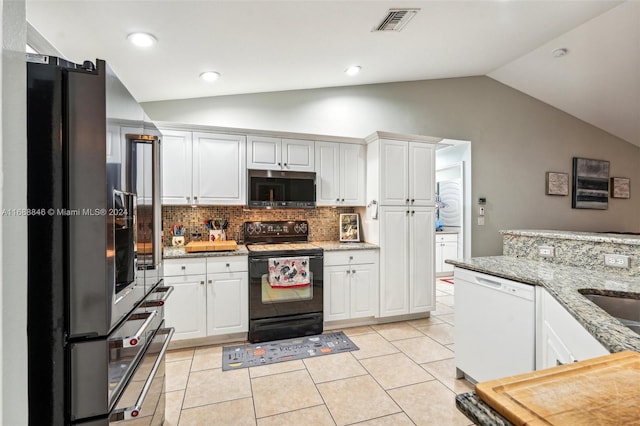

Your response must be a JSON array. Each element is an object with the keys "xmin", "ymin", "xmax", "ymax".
[
  {"xmin": 545, "ymin": 172, "xmax": 569, "ymax": 196},
  {"xmin": 610, "ymin": 177, "xmax": 630, "ymax": 199},
  {"xmin": 339, "ymin": 213, "xmax": 360, "ymax": 242},
  {"xmin": 572, "ymin": 157, "xmax": 609, "ymax": 209}
]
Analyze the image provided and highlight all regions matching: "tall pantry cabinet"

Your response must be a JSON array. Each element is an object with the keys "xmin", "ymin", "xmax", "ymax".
[{"xmin": 365, "ymin": 132, "xmax": 439, "ymax": 317}]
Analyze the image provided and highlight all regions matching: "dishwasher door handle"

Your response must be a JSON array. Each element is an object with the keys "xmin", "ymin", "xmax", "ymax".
[{"xmin": 475, "ymin": 277, "xmax": 503, "ymax": 289}]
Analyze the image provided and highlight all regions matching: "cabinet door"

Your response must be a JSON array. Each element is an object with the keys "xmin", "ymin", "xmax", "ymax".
[
  {"xmin": 161, "ymin": 130, "xmax": 192, "ymax": 204},
  {"xmin": 379, "ymin": 206, "xmax": 410, "ymax": 317},
  {"xmin": 410, "ymin": 207, "xmax": 435, "ymax": 313},
  {"xmin": 380, "ymin": 140, "xmax": 409, "ymax": 205},
  {"xmin": 540, "ymin": 321, "xmax": 574, "ymax": 369},
  {"xmin": 163, "ymin": 274, "xmax": 207, "ymax": 340},
  {"xmin": 282, "ymin": 139, "xmax": 314, "ymax": 171},
  {"xmin": 408, "ymin": 143, "xmax": 435, "ymax": 206},
  {"xmin": 340, "ymin": 143, "xmax": 366, "ymax": 206},
  {"xmin": 315, "ymin": 142, "xmax": 341, "ymax": 206},
  {"xmin": 193, "ymin": 132, "xmax": 246, "ymax": 205},
  {"xmin": 440, "ymin": 241, "xmax": 458, "ymax": 274},
  {"xmin": 350, "ymin": 263, "xmax": 378, "ymax": 319},
  {"xmin": 324, "ymin": 265, "xmax": 350, "ymax": 322},
  {"xmin": 207, "ymin": 272, "xmax": 248, "ymax": 335},
  {"xmin": 247, "ymin": 135, "xmax": 281, "ymax": 170}
]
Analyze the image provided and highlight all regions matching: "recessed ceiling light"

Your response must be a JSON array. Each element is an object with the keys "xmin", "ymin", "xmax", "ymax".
[
  {"xmin": 127, "ymin": 32, "xmax": 157, "ymax": 48},
  {"xmin": 345, "ymin": 65, "xmax": 361, "ymax": 76},
  {"xmin": 552, "ymin": 48, "xmax": 569, "ymax": 58},
  {"xmin": 200, "ymin": 71, "xmax": 221, "ymax": 82}
]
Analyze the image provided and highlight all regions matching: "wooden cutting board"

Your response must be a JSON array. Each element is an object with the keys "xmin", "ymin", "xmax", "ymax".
[
  {"xmin": 475, "ymin": 351, "xmax": 640, "ymax": 425},
  {"xmin": 184, "ymin": 240, "xmax": 238, "ymax": 253}
]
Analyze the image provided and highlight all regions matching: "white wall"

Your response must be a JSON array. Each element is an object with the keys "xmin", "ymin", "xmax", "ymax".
[
  {"xmin": 1, "ymin": 0, "xmax": 28, "ymax": 424},
  {"xmin": 143, "ymin": 77, "xmax": 640, "ymax": 255}
]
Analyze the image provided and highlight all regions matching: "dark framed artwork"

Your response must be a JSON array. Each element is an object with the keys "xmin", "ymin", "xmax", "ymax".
[
  {"xmin": 545, "ymin": 172, "xmax": 569, "ymax": 196},
  {"xmin": 610, "ymin": 177, "xmax": 630, "ymax": 199},
  {"xmin": 572, "ymin": 157, "xmax": 609, "ymax": 209},
  {"xmin": 339, "ymin": 213, "xmax": 360, "ymax": 242}
]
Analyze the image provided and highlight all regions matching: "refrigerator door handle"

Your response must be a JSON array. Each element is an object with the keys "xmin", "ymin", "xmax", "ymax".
[{"xmin": 112, "ymin": 310, "xmax": 158, "ymax": 348}]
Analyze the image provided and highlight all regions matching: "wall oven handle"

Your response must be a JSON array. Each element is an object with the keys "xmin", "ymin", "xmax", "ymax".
[
  {"xmin": 111, "ymin": 327, "xmax": 175, "ymax": 421},
  {"xmin": 140, "ymin": 286, "xmax": 174, "ymax": 307},
  {"xmin": 112, "ymin": 311, "xmax": 158, "ymax": 349}
]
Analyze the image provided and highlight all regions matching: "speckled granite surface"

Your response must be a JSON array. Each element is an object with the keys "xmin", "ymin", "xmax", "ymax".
[
  {"xmin": 446, "ymin": 256, "xmax": 640, "ymax": 353},
  {"xmin": 455, "ymin": 393, "xmax": 514, "ymax": 426},
  {"xmin": 502, "ymin": 230, "xmax": 640, "ymax": 277},
  {"xmin": 163, "ymin": 241, "xmax": 379, "ymax": 258}
]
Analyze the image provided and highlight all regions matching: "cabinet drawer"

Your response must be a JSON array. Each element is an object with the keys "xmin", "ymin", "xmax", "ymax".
[
  {"xmin": 206, "ymin": 256, "xmax": 248, "ymax": 273},
  {"xmin": 435, "ymin": 233, "xmax": 458, "ymax": 243},
  {"xmin": 164, "ymin": 258, "xmax": 207, "ymax": 276},
  {"xmin": 324, "ymin": 250, "xmax": 378, "ymax": 266}
]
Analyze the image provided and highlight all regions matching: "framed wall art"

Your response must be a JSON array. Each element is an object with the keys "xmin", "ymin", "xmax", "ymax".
[
  {"xmin": 339, "ymin": 213, "xmax": 360, "ymax": 242},
  {"xmin": 545, "ymin": 172, "xmax": 569, "ymax": 196},
  {"xmin": 572, "ymin": 157, "xmax": 609, "ymax": 209},
  {"xmin": 610, "ymin": 177, "xmax": 630, "ymax": 199}
]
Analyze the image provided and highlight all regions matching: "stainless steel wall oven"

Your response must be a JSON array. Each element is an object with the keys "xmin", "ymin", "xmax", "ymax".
[
  {"xmin": 26, "ymin": 54, "xmax": 172, "ymax": 425},
  {"xmin": 245, "ymin": 221, "xmax": 323, "ymax": 342}
]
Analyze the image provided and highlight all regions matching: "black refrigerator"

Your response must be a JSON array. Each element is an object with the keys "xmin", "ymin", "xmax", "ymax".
[{"xmin": 26, "ymin": 54, "xmax": 172, "ymax": 425}]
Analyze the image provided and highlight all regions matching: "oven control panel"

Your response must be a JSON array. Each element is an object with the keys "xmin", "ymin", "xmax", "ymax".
[{"xmin": 244, "ymin": 220, "xmax": 309, "ymax": 243}]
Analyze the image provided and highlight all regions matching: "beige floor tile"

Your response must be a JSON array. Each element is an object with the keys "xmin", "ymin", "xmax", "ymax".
[
  {"xmin": 252, "ymin": 369, "xmax": 323, "ymax": 418},
  {"xmin": 431, "ymin": 302, "xmax": 455, "ymax": 316},
  {"xmin": 317, "ymin": 375, "xmax": 401, "ymax": 425},
  {"xmin": 359, "ymin": 353, "xmax": 435, "ymax": 389},
  {"xmin": 436, "ymin": 289, "xmax": 449, "ymax": 297},
  {"xmin": 391, "ymin": 336, "xmax": 454, "ymax": 364},
  {"xmin": 303, "ymin": 352, "xmax": 367, "ymax": 383},
  {"xmin": 406, "ymin": 316, "xmax": 443, "ymax": 328},
  {"xmin": 416, "ymin": 322, "xmax": 455, "ymax": 345},
  {"xmin": 249, "ymin": 359, "xmax": 306, "ymax": 378},
  {"xmin": 436, "ymin": 281, "xmax": 455, "ymax": 294},
  {"xmin": 164, "ymin": 390, "xmax": 184, "ymax": 426},
  {"xmin": 179, "ymin": 397, "xmax": 256, "ymax": 426},
  {"xmin": 372, "ymin": 322, "xmax": 425, "ymax": 341},
  {"xmin": 166, "ymin": 348, "xmax": 194, "ymax": 362},
  {"xmin": 257, "ymin": 405, "xmax": 335, "ymax": 426},
  {"xmin": 348, "ymin": 332, "xmax": 400, "ymax": 360},
  {"xmin": 437, "ymin": 295, "xmax": 456, "ymax": 307},
  {"xmin": 182, "ymin": 368, "xmax": 251, "ymax": 408},
  {"xmin": 353, "ymin": 412, "xmax": 416, "ymax": 425},
  {"xmin": 166, "ymin": 359, "xmax": 192, "ymax": 392},
  {"xmin": 388, "ymin": 381, "xmax": 470, "ymax": 426},
  {"xmin": 191, "ymin": 345, "xmax": 222, "ymax": 371},
  {"xmin": 341, "ymin": 325, "xmax": 376, "ymax": 336},
  {"xmin": 446, "ymin": 343, "xmax": 456, "ymax": 352},
  {"xmin": 438, "ymin": 313, "xmax": 455, "ymax": 325},
  {"xmin": 421, "ymin": 358, "xmax": 474, "ymax": 394}
]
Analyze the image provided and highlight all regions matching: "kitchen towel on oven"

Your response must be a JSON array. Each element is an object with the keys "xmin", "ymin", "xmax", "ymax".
[{"xmin": 268, "ymin": 257, "xmax": 310, "ymax": 288}]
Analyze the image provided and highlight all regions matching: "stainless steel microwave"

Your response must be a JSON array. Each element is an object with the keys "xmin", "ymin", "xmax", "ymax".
[{"xmin": 248, "ymin": 169, "xmax": 316, "ymax": 208}]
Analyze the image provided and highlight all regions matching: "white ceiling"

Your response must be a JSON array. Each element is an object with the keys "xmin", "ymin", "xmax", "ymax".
[{"xmin": 26, "ymin": 1, "xmax": 639, "ymax": 147}]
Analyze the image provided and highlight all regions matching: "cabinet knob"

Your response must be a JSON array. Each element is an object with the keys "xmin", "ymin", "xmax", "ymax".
[
  {"xmin": 284, "ymin": 163, "xmax": 288, "ymax": 167},
  {"xmin": 336, "ymin": 198, "xmax": 340, "ymax": 202},
  {"xmin": 411, "ymin": 210, "xmax": 415, "ymax": 215},
  {"xmin": 411, "ymin": 199, "xmax": 415, "ymax": 203},
  {"xmin": 406, "ymin": 210, "xmax": 409, "ymax": 215},
  {"xmin": 181, "ymin": 266, "xmax": 186, "ymax": 270},
  {"xmin": 208, "ymin": 280, "xmax": 212, "ymax": 284},
  {"xmin": 200, "ymin": 280, "xmax": 204, "ymax": 285},
  {"xmin": 406, "ymin": 198, "xmax": 410, "ymax": 204},
  {"xmin": 194, "ymin": 196, "xmax": 198, "ymax": 200},
  {"xmin": 341, "ymin": 198, "xmax": 345, "ymax": 202},
  {"xmin": 226, "ymin": 263, "xmax": 230, "ymax": 267},
  {"xmin": 278, "ymin": 162, "xmax": 281, "ymax": 166},
  {"xmin": 186, "ymin": 196, "xmax": 190, "ymax": 201},
  {"xmin": 351, "ymin": 270, "xmax": 356, "ymax": 274},
  {"xmin": 349, "ymin": 256, "xmax": 353, "ymax": 260},
  {"xmin": 346, "ymin": 270, "xmax": 351, "ymax": 274}
]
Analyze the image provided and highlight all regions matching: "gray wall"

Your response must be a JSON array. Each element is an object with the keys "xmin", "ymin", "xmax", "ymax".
[
  {"xmin": 1, "ymin": 0, "xmax": 29, "ymax": 423},
  {"xmin": 143, "ymin": 76, "xmax": 640, "ymax": 256}
]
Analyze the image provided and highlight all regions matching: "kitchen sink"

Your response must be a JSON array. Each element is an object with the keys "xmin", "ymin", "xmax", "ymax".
[{"xmin": 581, "ymin": 293, "xmax": 640, "ymax": 335}]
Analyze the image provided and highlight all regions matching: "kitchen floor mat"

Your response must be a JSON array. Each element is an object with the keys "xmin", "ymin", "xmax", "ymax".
[
  {"xmin": 440, "ymin": 278, "xmax": 454, "ymax": 285},
  {"xmin": 222, "ymin": 331, "xmax": 359, "ymax": 371}
]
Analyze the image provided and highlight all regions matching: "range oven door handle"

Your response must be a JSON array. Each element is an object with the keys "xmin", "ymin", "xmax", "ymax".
[
  {"xmin": 110, "ymin": 327, "xmax": 175, "ymax": 422},
  {"xmin": 111, "ymin": 310, "xmax": 158, "ymax": 349}
]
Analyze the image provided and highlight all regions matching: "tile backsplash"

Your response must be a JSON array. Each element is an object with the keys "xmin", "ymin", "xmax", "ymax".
[{"xmin": 162, "ymin": 205, "xmax": 356, "ymax": 245}]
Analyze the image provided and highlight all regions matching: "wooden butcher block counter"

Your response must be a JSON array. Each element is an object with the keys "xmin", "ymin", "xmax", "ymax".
[{"xmin": 475, "ymin": 351, "xmax": 640, "ymax": 425}]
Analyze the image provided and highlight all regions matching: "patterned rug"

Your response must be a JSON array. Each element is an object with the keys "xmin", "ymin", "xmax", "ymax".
[
  {"xmin": 222, "ymin": 331, "xmax": 359, "ymax": 371},
  {"xmin": 440, "ymin": 278, "xmax": 454, "ymax": 285}
]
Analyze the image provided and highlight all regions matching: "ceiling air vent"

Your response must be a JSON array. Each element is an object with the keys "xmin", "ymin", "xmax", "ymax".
[{"xmin": 374, "ymin": 8, "xmax": 419, "ymax": 32}]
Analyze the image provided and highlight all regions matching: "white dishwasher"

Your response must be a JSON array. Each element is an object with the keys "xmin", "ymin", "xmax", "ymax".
[{"xmin": 454, "ymin": 267, "xmax": 535, "ymax": 383}]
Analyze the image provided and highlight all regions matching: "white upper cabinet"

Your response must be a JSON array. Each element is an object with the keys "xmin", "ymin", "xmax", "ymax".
[
  {"xmin": 247, "ymin": 135, "xmax": 314, "ymax": 171},
  {"xmin": 315, "ymin": 141, "xmax": 365, "ymax": 206},
  {"xmin": 379, "ymin": 139, "xmax": 435, "ymax": 206},
  {"xmin": 160, "ymin": 129, "xmax": 246, "ymax": 205}
]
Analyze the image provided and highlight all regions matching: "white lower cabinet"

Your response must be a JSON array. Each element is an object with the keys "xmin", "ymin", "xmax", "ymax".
[
  {"xmin": 435, "ymin": 233, "xmax": 458, "ymax": 276},
  {"xmin": 164, "ymin": 256, "xmax": 248, "ymax": 341},
  {"xmin": 324, "ymin": 250, "xmax": 379, "ymax": 322},
  {"xmin": 537, "ymin": 289, "xmax": 609, "ymax": 369}
]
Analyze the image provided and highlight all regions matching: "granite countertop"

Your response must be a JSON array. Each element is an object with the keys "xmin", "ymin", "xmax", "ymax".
[
  {"xmin": 446, "ymin": 256, "xmax": 640, "ymax": 353},
  {"xmin": 455, "ymin": 392, "xmax": 514, "ymax": 426},
  {"xmin": 501, "ymin": 229, "xmax": 640, "ymax": 245},
  {"xmin": 163, "ymin": 241, "xmax": 379, "ymax": 259}
]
